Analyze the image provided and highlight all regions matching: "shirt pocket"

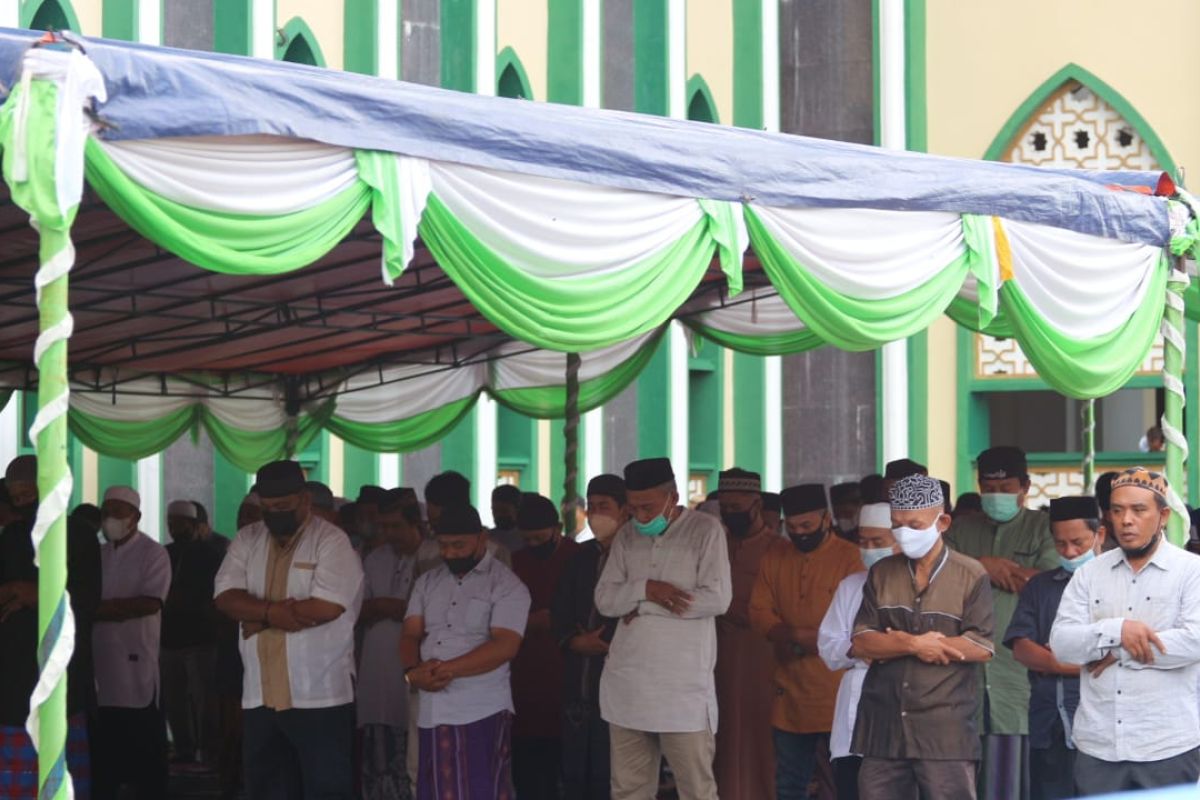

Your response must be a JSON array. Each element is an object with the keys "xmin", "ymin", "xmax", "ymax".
[
  {"xmin": 289, "ymin": 562, "xmax": 317, "ymax": 598},
  {"xmin": 465, "ymin": 598, "xmax": 492, "ymax": 632}
]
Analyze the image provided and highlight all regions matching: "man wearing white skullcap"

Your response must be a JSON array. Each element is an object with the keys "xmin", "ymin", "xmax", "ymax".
[
  {"xmin": 93, "ymin": 485, "xmax": 172, "ymax": 799},
  {"xmin": 851, "ymin": 475, "xmax": 995, "ymax": 799}
]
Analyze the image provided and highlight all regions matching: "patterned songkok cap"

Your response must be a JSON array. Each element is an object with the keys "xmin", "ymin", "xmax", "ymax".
[
  {"xmin": 718, "ymin": 468, "xmax": 762, "ymax": 494},
  {"xmin": 1110, "ymin": 467, "xmax": 1168, "ymax": 499},
  {"xmin": 889, "ymin": 474, "xmax": 944, "ymax": 512}
]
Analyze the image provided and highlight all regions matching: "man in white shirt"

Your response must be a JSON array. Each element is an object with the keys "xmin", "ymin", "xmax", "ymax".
[
  {"xmin": 817, "ymin": 502, "xmax": 898, "ymax": 800},
  {"xmin": 1050, "ymin": 467, "xmax": 1200, "ymax": 794},
  {"xmin": 357, "ymin": 488, "xmax": 421, "ymax": 800},
  {"xmin": 214, "ymin": 460, "xmax": 364, "ymax": 800},
  {"xmin": 92, "ymin": 485, "xmax": 172, "ymax": 800},
  {"xmin": 595, "ymin": 457, "xmax": 732, "ymax": 800}
]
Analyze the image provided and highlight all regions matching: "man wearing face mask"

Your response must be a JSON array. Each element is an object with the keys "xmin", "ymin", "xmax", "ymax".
[
  {"xmin": 510, "ymin": 493, "xmax": 579, "ymax": 799},
  {"xmin": 401, "ymin": 503, "xmax": 531, "ymax": 799},
  {"xmin": 214, "ymin": 460, "xmax": 365, "ymax": 799},
  {"xmin": 852, "ymin": 475, "xmax": 995, "ymax": 799},
  {"xmin": 831, "ymin": 482, "xmax": 863, "ymax": 543},
  {"xmin": 817, "ymin": 502, "xmax": 899, "ymax": 800},
  {"xmin": 1004, "ymin": 496, "xmax": 1105, "ymax": 800},
  {"xmin": 750, "ymin": 483, "xmax": 862, "ymax": 800},
  {"xmin": 947, "ymin": 446, "xmax": 1057, "ymax": 800},
  {"xmin": 0, "ymin": 456, "xmax": 101, "ymax": 798},
  {"xmin": 92, "ymin": 485, "xmax": 173, "ymax": 800},
  {"xmin": 713, "ymin": 468, "xmax": 778, "ymax": 800},
  {"xmin": 490, "ymin": 483, "xmax": 526, "ymax": 555},
  {"xmin": 1050, "ymin": 468, "xmax": 1200, "ymax": 794},
  {"xmin": 161, "ymin": 499, "xmax": 225, "ymax": 768},
  {"xmin": 596, "ymin": 458, "xmax": 731, "ymax": 800}
]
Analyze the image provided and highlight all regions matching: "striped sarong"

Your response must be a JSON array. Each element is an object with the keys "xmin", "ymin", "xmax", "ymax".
[
  {"xmin": 0, "ymin": 713, "xmax": 91, "ymax": 799},
  {"xmin": 416, "ymin": 710, "xmax": 514, "ymax": 800}
]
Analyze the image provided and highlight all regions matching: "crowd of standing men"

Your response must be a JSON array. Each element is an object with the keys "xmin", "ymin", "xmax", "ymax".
[{"xmin": 1, "ymin": 443, "xmax": 1199, "ymax": 800}]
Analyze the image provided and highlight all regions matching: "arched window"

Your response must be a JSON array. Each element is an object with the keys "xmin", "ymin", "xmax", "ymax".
[
  {"xmin": 686, "ymin": 75, "xmax": 718, "ymax": 123},
  {"xmin": 496, "ymin": 47, "xmax": 532, "ymax": 100},
  {"xmin": 275, "ymin": 18, "xmax": 326, "ymax": 67},
  {"xmin": 25, "ymin": 0, "xmax": 78, "ymax": 32}
]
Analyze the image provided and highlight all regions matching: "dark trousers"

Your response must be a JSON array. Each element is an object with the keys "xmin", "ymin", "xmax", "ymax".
[
  {"xmin": 858, "ymin": 756, "xmax": 977, "ymax": 800},
  {"xmin": 1074, "ymin": 747, "xmax": 1200, "ymax": 796},
  {"xmin": 562, "ymin": 701, "xmax": 609, "ymax": 800},
  {"xmin": 91, "ymin": 702, "xmax": 169, "ymax": 800},
  {"xmin": 1030, "ymin": 737, "xmax": 1074, "ymax": 800},
  {"xmin": 161, "ymin": 645, "xmax": 217, "ymax": 762},
  {"xmin": 773, "ymin": 730, "xmax": 826, "ymax": 800},
  {"xmin": 512, "ymin": 735, "xmax": 562, "ymax": 800},
  {"xmin": 834, "ymin": 756, "xmax": 862, "ymax": 800},
  {"xmin": 243, "ymin": 703, "xmax": 355, "ymax": 800}
]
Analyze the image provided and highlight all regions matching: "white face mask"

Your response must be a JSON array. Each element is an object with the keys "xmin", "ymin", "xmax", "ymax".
[
  {"xmin": 588, "ymin": 513, "xmax": 621, "ymax": 543},
  {"xmin": 837, "ymin": 516, "xmax": 858, "ymax": 532},
  {"xmin": 101, "ymin": 516, "xmax": 134, "ymax": 543},
  {"xmin": 892, "ymin": 518, "xmax": 942, "ymax": 560}
]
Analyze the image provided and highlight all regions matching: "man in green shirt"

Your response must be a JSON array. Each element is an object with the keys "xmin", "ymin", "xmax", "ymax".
[{"xmin": 946, "ymin": 446, "xmax": 1057, "ymax": 800}]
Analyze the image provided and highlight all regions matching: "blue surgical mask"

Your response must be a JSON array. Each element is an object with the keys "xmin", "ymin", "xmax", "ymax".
[
  {"xmin": 981, "ymin": 493, "xmax": 1022, "ymax": 523},
  {"xmin": 1058, "ymin": 549, "xmax": 1096, "ymax": 573},
  {"xmin": 861, "ymin": 547, "xmax": 893, "ymax": 570},
  {"xmin": 634, "ymin": 500, "xmax": 673, "ymax": 537}
]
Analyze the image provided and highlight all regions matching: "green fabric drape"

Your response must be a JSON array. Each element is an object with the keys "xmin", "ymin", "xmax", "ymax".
[
  {"xmin": 325, "ymin": 394, "xmax": 478, "ymax": 454},
  {"xmin": 746, "ymin": 207, "xmax": 972, "ymax": 351},
  {"xmin": 419, "ymin": 193, "xmax": 714, "ymax": 352},
  {"xmin": 997, "ymin": 258, "xmax": 1168, "ymax": 399},
  {"xmin": 684, "ymin": 321, "xmax": 824, "ymax": 356},
  {"xmin": 84, "ymin": 140, "xmax": 372, "ymax": 274}
]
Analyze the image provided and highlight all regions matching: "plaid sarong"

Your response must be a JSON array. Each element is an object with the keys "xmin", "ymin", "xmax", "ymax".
[
  {"xmin": 417, "ymin": 711, "xmax": 514, "ymax": 800},
  {"xmin": 0, "ymin": 714, "xmax": 91, "ymax": 799}
]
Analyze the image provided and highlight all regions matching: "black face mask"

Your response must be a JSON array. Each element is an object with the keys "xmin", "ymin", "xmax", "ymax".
[
  {"xmin": 722, "ymin": 511, "xmax": 754, "ymax": 539},
  {"xmin": 493, "ymin": 516, "xmax": 516, "ymax": 531},
  {"xmin": 1122, "ymin": 530, "xmax": 1161, "ymax": 560},
  {"xmin": 527, "ymin": 537, "xmax": 558, "ymax": 561},
  {"xmin": 789, "ymin": 529, "xmax": 827, "ymax": 553},
  {"xmin": 263, "ymin": 509, "xmax": 301, "ymax": 539},
  {"xmin": 445, "ymin": 555, "xmax": 482, "ymax": 576}
]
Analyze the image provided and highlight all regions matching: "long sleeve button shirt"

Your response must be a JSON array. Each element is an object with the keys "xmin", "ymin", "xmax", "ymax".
[
  {"xmin": 750, "ymin": 534, "xmax": 863, "ymax": 734},
  {"xmin": 947, "ymin": 507, "xmax": 1058, "ymax": 735},
  {"xmin": 406, "ymin": 551, "xmax": 531, "ymax": 728},
  {"xmin": 818, "ymin": 570, "xmax": 870, "ymax": 760},
  {"xmin": 596, "ymin": 509, "xmax": 732, "ymax": 734},
  {"xmin": 1048, "ymin": 540, "xmax": 1200, "ymax": 762}
]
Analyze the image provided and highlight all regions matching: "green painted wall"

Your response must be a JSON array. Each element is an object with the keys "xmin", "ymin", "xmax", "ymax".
[
  {"xmin": 343, "ymin": 0, "xmax": 379, "ymax": 75},
  {"xmin": 636, "ymin": 337, "xmax": 670, "ymax": 458},
  {"xmin": 213, "ymin": 0, "xmax": 253, "ymax": 55},
  {"xmin": 441, "ymin": 0, "xmax": 477, "ymax": 91},
  {"xmin": 688, "ymin": 345, "xmax": 723, "ymax": 492},
  {"xmin": 733, "ymin": 352, "xmax": 766, "ymax": 474},
  {"xmin": 102, "ymin": 0, "xmax": 138, "ymax": 40},
  {"xmin": 546, "ymin": 0, "xmax": 583, "ymax": 105},
  {"xmin": 342, "ymin": 442, "xmax": 379, "ymax": 498}
]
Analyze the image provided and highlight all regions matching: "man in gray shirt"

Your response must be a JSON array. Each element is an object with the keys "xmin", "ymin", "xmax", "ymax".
[
  {"xmin": 1050, "ymin": 467, "xmax": 1200, "ymax": 794},
  {"xmin": 596, "ymin": 458, "xmax": 732, "ymax": 800},
  {"xmin": 401, "ymin": 503, "xmax": 531, "ymax": 800}
]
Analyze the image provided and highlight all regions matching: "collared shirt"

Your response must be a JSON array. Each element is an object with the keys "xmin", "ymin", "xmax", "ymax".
[
  {"xmin": 258, "ymin": 530, "xmax": 302, "ymax": 710},
  {"xmin": 214, "ymin": 516, "xmax": 364, "ymax": 710},
  {"xmin": 749, "ymin": 533, "xmax": 863, "ymax": 734},
  {"xmin": 1002, "ymin": 567, "xmax": 1080, "ymax": 751},
  {"xmin": 947, "ymin": 507, "xmax": 1058, "ymax": 735},
  {"xmin": 414, "ymin": 537, "xmax": 511, "ymax": 579},
  {"xmin": 406, "ymin": 551, "xmax": 531, "ymax": 728},
  {"xmin": 1048, "ymin": 540, "xmax": 1200, "ymax": 762},
  {"xmin": 596, "ymin": 509, "xmax": 732, "ymax": 733},
  {"xmin": 357, "ymin": 544, "xmax": 416, "ymax": 728},
  {"xmin": 818, "ymin": 570, "xmax": 870, "ymax": 759},
  {"xmin": 94, "ymin": 531, "xmax": 172, "ymax": 709},
  {"xmin": 851, "ymin": 544, "xmax": 995, "ymax": 760}
]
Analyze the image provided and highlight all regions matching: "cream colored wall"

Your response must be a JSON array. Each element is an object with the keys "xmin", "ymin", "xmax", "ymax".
[
  {"xmin": 71, "ymin": 0, "xmax": 100, "ymax": 35},
  {"xmin": 926, "ymin": 0, "xmax": 1200, "ymax": 173},
  {"xmin": 685, "ymin": 0, "xmax": 733, "ymax": 124},
  {"xmin": 925, "ymin": 317, "xmax": 958, "ymax": 493},
  {"xmin": 277, "ymin": 0, "xmax": 345, "ymax": 70},
  {"xmin": 497, "ymin": 0, "xmax": 548, "ymax": 100}
]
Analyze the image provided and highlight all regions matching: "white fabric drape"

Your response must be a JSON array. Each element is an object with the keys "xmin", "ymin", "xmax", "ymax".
[
  {"xmin": 1002, "ymin": 219, "xmax": 1163, "ymax": 339},
  {"xmin": 490, "ymin": 329, "xmax": 660, "ymax": 391},
  {"xmin": 429, "ymin": 162, "xmax": 707, "ymax": 278},
  {"xmin": 685, "ymin": 288, "xmax": 809, "ymax": 335},
  {"xmin": 333, "ymin": 362, "xmax": 486, "ymax": 423},
  {"xmin": 751, "ymin": 206, "xmax": 966, "ymax": 299},
  {"xmin": 98, "ymin": 136, "xmax": 359, "ymax": 215}
]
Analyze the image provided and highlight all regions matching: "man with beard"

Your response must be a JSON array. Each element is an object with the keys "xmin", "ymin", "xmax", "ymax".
[
  {"xmin": 713, "ymin": 468, "xmax": 777, "ymax": 800},
  {"xmin": 510, "ymin": 493, "xmax": 580, "ymax": 799},
  {"xmin": 0, "ymin": 456, "xmax": 101, "ymax": 798},
  {"xmin": 214, "ymin": 461, "xmax": 364, "ymax": 799},
  {"xmin": 551, "ymin": 474, "xmax": 628, "ymax": 800},
  {"xmin": 750, "ymin": 483, "xmax": 862, "ymax": 799},
  {"xmin": 1050, "ymin": 468, "xmax": 1200, "ymax": 793}
]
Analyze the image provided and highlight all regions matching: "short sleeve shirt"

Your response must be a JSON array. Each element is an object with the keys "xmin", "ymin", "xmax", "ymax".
[
  {"xmin": 406, "ymin": 551, "xmax": 531, "ymax": 728},
  {"xmin": 851, "ymin": 545, "xmax": 995, "ymax": 760}
]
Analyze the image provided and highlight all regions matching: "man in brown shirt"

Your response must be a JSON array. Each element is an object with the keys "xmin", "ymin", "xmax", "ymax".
[
  {"xmin": 750, "ymin": 483, "xmax": 863, "ymax": 800},
  {"xmin": 851, "ymin": 474, "xmax": 995, "ymax": 799}
]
